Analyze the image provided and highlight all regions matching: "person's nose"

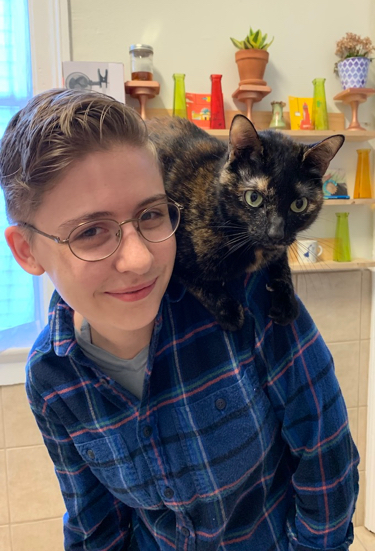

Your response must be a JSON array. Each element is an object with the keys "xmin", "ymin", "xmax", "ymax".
[{"xmin": 113, "ymin": 223, "xmax": 153, "ymax": 274}]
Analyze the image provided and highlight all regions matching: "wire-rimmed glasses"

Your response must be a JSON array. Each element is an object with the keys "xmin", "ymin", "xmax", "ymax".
[{"xmin": 18, "ymin": 200, "xmax": 183, "ymax": 262}]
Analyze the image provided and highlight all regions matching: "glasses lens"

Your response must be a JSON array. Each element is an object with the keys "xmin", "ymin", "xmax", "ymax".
[
  {"xmin": 69, "ymin": 220, "xmax": 120, "ymax": 261},
  {"xmin": 139, "ymin": 202, "xmax": 180, "ymax": 243}
]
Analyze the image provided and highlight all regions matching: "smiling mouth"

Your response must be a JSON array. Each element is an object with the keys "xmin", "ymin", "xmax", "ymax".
[{"xmin": 106, "ymin": 279, "xmax": 157, "ymax": 302}]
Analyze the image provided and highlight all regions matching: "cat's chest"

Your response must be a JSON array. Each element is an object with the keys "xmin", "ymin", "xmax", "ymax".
[{"xmin": 246, "ymin": 247, "xmax": 284, "ymax": 273}]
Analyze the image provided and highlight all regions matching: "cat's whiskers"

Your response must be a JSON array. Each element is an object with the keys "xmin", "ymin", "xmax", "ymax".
[
  {"xmin": 288, "ymin": 242, "xmax": 320, "ymax": 295},
  {"xmin": 289, "ymin": 240, "xmax": 336, "ymax": 297},
  {"xmin": 290, "ymin": 240, "xmax": 330, "ymax": 268},
  {"xmin": 209, "ymin": 223, "xmax": 248, "ymax": 231},
  {"xmin": 220, "ymin": 234, "xmax": 258, "ymax": 263}
]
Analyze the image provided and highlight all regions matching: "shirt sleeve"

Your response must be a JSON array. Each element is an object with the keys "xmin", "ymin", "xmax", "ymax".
[
  {"xmin": 257, "ymin": 296, "xmax": 359, "ymax": 551},
  {"xmin": 25, "ymin": 376, "xmax": 133, "ymax": 551}
]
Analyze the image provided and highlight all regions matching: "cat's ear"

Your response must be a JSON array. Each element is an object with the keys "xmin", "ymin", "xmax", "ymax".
[
  {"xmin": 228, "ymin": 114, "xmax": 263, "ymax": 161},
  {"xmin": 302, "ymin": 135, "xmax": 345, "ymax": 176}
]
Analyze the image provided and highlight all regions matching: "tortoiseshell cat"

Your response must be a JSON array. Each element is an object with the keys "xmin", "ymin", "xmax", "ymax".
[{"xmin": 147, "ymin": 115, "xmax": 344, "ymax": 331}]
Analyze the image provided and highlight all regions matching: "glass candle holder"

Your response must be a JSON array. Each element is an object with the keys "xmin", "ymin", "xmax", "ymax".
[{"xmin": 129, "ymin": 44, "xmax": 153, "ymax": 81}]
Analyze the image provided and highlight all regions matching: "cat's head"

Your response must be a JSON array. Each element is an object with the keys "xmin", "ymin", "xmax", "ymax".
[{"xmin": 218, "ymin": 114, "xmax": 344, "ymax": 249}]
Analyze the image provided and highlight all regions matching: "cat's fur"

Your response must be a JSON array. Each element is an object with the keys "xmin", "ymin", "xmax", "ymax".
[{"xmin": 147, "ymin": 115, "xmax": 344, "ymax": 331}]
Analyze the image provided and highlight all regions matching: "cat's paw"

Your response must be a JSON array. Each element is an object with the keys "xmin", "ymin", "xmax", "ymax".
[
  {"xmin": 268, "ymin": 289, "xmax": 299, "ymax": 326},
  {"xmin": 216, "ymin": 299, "xmax": 245, "ymax": 332}
]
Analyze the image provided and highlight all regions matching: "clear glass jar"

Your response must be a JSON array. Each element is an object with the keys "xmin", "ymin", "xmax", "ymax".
[{"xmin": 129, "ymin": 44, "xmax": 153, "ymax": 81}]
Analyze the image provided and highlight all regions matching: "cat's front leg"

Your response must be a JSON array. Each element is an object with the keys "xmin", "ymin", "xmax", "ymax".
[
  {"xmin": 267, "ymin": 252, "xmax": 299, "ymax": 325},
  {"xmin": 178, "ymin": 278, "xmax": 245, "ymax": 331}
]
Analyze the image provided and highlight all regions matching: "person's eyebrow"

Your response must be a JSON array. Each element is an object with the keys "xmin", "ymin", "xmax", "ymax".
[{"xmin": 58, "ymin": 193, "xmax": 168, "ymax": 232}]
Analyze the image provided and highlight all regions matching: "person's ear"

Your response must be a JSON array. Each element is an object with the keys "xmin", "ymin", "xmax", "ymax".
[{"xmin": 4, "ymin": 226, "xmax": 45, "ymax": 275}]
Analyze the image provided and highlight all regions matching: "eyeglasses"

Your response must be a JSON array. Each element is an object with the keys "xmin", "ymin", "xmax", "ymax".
[{"xmin": 18, "ymin": 200, "xmax": 183, "ymax": 262}]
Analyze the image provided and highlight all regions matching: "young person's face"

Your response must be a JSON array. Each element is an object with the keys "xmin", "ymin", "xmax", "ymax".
[{"xmin": 23, "ymin": 145, "xmax": 176, "ymax": 350}]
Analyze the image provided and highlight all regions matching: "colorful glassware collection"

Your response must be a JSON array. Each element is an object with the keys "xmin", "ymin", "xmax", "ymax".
[
  {"xmin": 133, "ymin": 45, "xmax": 372, "ymax": 265},
  {"xmin": 173, "ymin": 73, "xmax": 226, "ymax": 129}
]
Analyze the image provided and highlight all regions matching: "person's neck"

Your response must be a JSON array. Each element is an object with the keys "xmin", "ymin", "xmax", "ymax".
[
  {"xmin": 74, "ymin": 312, "xmax": 153, "ymax": 359},
  {"xmin": 91, "ymin": 324, "xmax": 152, "ymax": 359}
]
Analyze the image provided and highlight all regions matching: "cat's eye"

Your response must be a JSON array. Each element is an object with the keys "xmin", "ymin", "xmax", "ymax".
[
  {"xmin": 244, "ymin": 190, "xmax": 264, "ymax": 208},
  {"xmin": 290, "ymin": 197, "xmax": 308, "ymax": 213}
]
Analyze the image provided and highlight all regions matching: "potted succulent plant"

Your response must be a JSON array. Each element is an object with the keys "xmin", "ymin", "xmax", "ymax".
[
  {"xmin": 334, "ymin": 32, "xmax": 375, "ymax": 89},
  {"xmin": 230, "ymin": 27, "xmax": 274, "ymax": 85}
]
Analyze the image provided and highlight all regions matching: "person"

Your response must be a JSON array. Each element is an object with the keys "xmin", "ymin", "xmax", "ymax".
[{"xmin": 1, "ymin": 88, "xmax": 359, "ymax": 551}]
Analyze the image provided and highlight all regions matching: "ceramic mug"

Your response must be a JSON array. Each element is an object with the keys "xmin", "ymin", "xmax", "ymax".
[{"xmin": 296, "ymin": 239, "xmax": 323, "ymax": 263}]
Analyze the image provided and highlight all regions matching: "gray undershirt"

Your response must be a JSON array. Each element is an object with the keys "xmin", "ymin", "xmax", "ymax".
[{"xmin": 74, "ymin": 319, "xmax": 148, "ymax": 400}]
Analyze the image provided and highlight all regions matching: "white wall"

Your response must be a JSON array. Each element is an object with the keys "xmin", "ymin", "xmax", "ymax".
[{"xmin": 70, "ymin": 0, "xmax": 375, "ymax": 121}]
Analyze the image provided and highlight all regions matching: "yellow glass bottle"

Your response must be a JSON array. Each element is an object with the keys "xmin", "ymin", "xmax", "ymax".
[{"xmin": 354, "ymin": 149, "xmax": 372, "ymax": 198}]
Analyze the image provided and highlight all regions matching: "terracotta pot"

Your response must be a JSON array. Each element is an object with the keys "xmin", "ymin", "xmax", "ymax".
[{"xmin": 235, "ymin": 49, "xmax": 269, "ymax": 85}]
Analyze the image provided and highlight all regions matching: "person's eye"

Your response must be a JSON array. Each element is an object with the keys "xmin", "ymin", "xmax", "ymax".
[
  {"xmin": 244, "ymin": 190, "xmax": 263, "ymax": 208},
  {"xmin": 140, "ymin": 204, "xmax": 169, "ymax": 226},
  {"xmin": 290, "ymin": 197, "xmax": 308, "ymax": 213},
  {"xmin": 141, "ymin": 210, "xmax": 163, "ymax": 221},
  {"xmin": 71, "ymin": 223, "xmax": 109, "ymax": 241}
]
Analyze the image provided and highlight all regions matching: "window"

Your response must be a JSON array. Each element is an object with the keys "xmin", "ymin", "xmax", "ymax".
[
  {"xmin": 0, "ymin": 0, "xmax": 70, "ymax": 378},
  {"xmin": 0, "ymin": 0, "xmax": 42, "ymax": 352}
]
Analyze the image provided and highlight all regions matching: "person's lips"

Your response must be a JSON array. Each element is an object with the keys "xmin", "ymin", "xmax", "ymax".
[{"xmin": 105, "ymin": 279, "xmax": 157, "ymax": 302}]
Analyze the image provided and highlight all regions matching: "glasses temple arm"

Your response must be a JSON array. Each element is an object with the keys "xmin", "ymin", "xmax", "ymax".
[{"xmin": 18, "ymin": 222, "xmax": 66, "ymax": 244}]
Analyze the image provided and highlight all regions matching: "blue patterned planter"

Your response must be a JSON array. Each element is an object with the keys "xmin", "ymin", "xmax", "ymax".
[{"xmin": 337, "ymin": 57, "xmax": 371, "ymax": 89}]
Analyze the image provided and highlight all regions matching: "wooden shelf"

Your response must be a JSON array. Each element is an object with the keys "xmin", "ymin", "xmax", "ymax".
[
  {"xmin": 145, "ymin": 109, "xmax": 375, "ymax": 140},
  {"xmin": 291, "ymin": 258, "xmax": 375, "ymax": 273},
  {"xmin": 323, "ymin": 198, "xmax": 375, "ymax": 205},
  {"xmin": 205, "ymin": 128, "xmax": 375, "ymax": 141}
]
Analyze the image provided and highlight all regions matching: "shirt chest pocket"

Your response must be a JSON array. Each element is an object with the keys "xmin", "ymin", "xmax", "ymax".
[
  {"xmin": 75, "ymin": 434, "xmax": 160, "ymax": 509},
  {"xmin": 172, "ymin": 371, "xmax": 280, "ymax": 502}
]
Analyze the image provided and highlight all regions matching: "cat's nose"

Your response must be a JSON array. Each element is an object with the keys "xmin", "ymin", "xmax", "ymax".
[{"xmin": 268, "ymin": 215, "xmax": 285, "ymax": 241}]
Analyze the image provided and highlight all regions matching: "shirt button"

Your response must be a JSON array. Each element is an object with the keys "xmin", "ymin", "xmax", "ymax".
[
  {"xmin": 87, "ymin": 449, "xmax": 95, "ymax": 459},
  {"xmin": 215, "ymin": 397, "xmax": 227, "ymax": 410},
  {"xmin": 164, "ymin": 487, "xmax": 174, "ymax": 499},
  {"xmin": 181, "ymin": 527, "xmax": 190, "ymax": 537},
  {"xmin": 143, "ymin": 425, "xmax": 153, "ymax": 438}
]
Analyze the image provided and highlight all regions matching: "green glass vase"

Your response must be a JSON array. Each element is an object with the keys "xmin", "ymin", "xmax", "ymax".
[
  {"xmin": 269, "ymin": 101, "xmax": 286, "ymax": 129},
  {"xmin": 173, "ymin": 73, "xmax": 187, "ymax": 118},
  {"xmin": 333, "ymin": 212, "xmax": 351, "ymax": 262},
  {"xmin": 312, "ymin": 77, "xmax": 328, "ymax": 130}
]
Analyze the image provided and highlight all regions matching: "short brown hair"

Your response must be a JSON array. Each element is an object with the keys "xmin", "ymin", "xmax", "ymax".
[{"xmin": 0, "ymin": 88, "xmax": 153, "ymax": 223}]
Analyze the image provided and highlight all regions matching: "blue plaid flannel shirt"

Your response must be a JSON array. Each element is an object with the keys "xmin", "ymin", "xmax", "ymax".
[{"xmin": 25, "ymin": 270, "xmax": 359, "ymax": 550}]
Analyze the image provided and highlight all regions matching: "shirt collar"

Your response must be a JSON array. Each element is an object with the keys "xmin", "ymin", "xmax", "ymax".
[
  {"xmin": 48, "ymin": 290, "xmax": 77, "ymax": 357},
  {"xmin": 46, "ymin": 278, "xmax": 186, "ymax": 357}
]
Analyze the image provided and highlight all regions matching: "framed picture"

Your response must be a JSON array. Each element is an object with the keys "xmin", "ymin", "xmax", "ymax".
[{"xmin": 62, "ymin": 61, "xmax": 125, "ymax": 103}]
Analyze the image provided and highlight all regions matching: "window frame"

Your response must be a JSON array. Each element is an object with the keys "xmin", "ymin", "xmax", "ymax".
[{"xmin": 0, "ymin": 0, "xmax": 71, "ymax": 384}]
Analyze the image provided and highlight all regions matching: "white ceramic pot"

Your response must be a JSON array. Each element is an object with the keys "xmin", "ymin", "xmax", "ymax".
[{"xmin": 337, "ymin": 57, "xmax": 371, "ymax": 89}]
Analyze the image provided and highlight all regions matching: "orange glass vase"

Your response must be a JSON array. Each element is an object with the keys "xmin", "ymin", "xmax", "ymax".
[{"xmin": 354, "ymin": 149, "xmax": 372, "ymax": 199}]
